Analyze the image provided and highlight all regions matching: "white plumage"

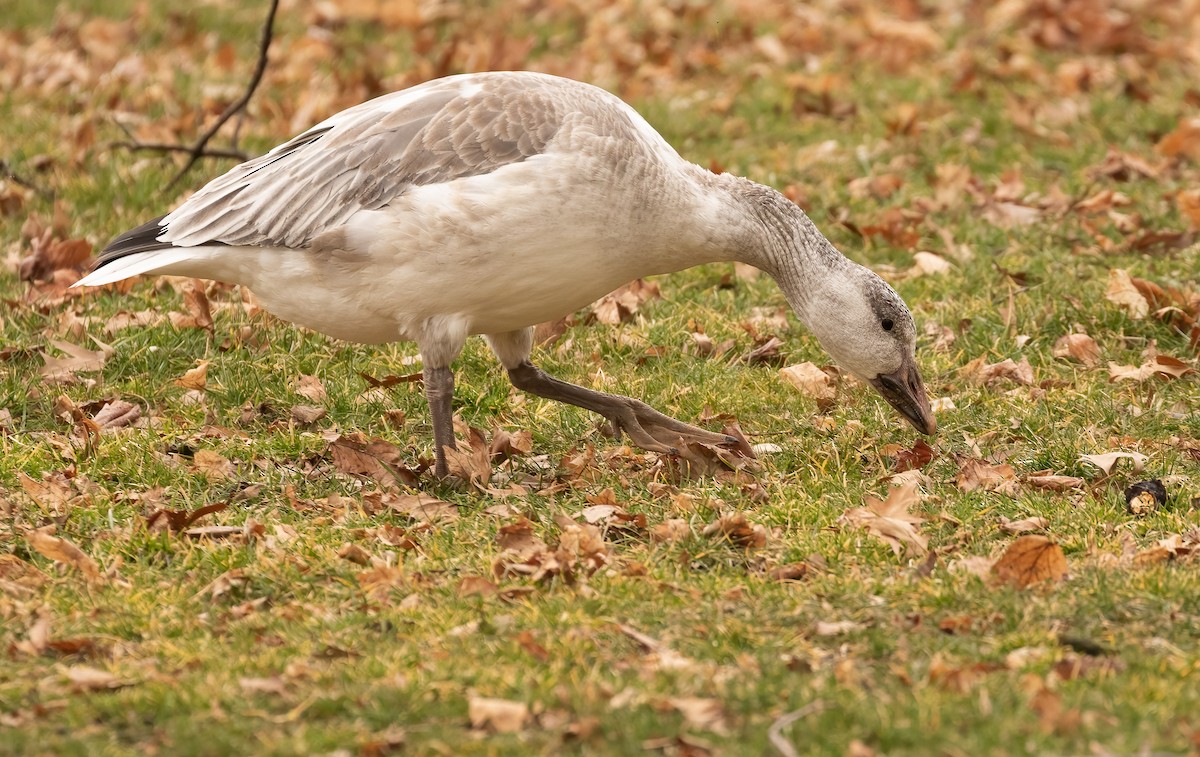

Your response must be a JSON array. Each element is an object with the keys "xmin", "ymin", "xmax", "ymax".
[{"xmin": 76, "ymin": 71, "xmax": 935, "ymax": 476}]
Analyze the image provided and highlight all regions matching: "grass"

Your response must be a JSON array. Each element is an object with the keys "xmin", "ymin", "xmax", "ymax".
[{"xmin": 3, "ymin": 1, "xmax": 1200, "ymax": 755}]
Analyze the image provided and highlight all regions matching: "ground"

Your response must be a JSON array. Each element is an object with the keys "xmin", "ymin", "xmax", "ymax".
[{"xmin": 2, "ymin": 0, "xmax": 1200, "ymax": 755}]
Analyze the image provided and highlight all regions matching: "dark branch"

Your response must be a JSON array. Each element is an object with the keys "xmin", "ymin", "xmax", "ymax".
[
  {"xmin": 165, "ymin": 0, "xmax": 279, "ymax": 189},
  {"xmin": 110, "ymin": 141, "xmax": 250, "ymax": 162},
  {"xmin": 1, "ymin": 159, "xmax": 53, "ymax": 199},
  {"xmin": 105, "ymin": 0, "xmax": 277, "ymax": 190}
]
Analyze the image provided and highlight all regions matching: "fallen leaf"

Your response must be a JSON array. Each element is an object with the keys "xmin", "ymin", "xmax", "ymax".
[
  {"xmin": 779, "ymin": 362, "xmax": 836, "ymax": 402},
  {"xmin": 908, "ymin": 251, "xmax": 951, "ymax": 277},
  {"xmin": 65, "ymin": 665, "xmax": 127, "ymax": 691},
  {"xmin": 701, "ymin": 512, "xmax": 767, "ymax": 548},
  {"xmin": 1105, "ymin": 269, "xmax": 1149, "ymax": 319},
  {"xmin": 239, "ymin": 676, "xmax": 288, "ymax": 696},
  {"xmin": 1079, "ymin": 451, "xmax": 1147, "ymax": 475},
  {"xmin": 40, "ymin": 339, "xmax": 107, "ymax": 380},
  {"xmin": 991, "ymin": 535, "xmax": 1068, "ymax": 588},
  {"xmin": 381, "ymin": 493, "xmax": 458, "ymax": 523},
  {"xmin": 293, "ymin": 374, "xmax": 327, "ymax": 402},
  {"xmin": 955, "ymin": 458, "xmax": 1017, "ymax": 493},
  {"xmin": 838, "ymin": 484, "xmax": 927, "ymax": 557},
  {"xmin": 1024, "ymin": 475, "xmax": 1085, "ymax": 491},
  {"xmin": 972, "ymin": 357, "xmax": 1035, "ymax": 386},
  {"xmin": 1052, "ymin": 333, "xmax": 1101, "ymax": 367},
  {"xmin": 468, "ymin": 696, "xmax": 529, "ymax": 733},
  {"xmin": 1108, "ymin": 355, "xmax": 1194, "ymax": 382},
  {"xmin": 650, "ymin": 518, "xmax": 691, "ymax": 543},
  {"xmin": 290, "ymin": 404, "xmax": 327, "ymax": 424},
  {"xmin": 815, "ymin": 620, "xmax": 863, "ymax": 637},
  {"xmin": 444, "ymin": 426, "xmax": 492, "ymax": 486},
  {"xmin": 999, "ymin": 515, "xmax": 1049, "ymax": 534},
  {"xmin": 24, "ymin": 526, "xmax": 101, "ymax": 582},
  {"xmin": 337, "ymin": 543, "xmax": 372, "ymax": 565},
  {"xmin": 175, "ymin": 360, "xmax": 209, "ymax": 391},
  {"xmin": 1156, "ymin": 116, "xmax": 1200, "ymax": 162},
  {"xmin": 489, "ymin": 428, "xmax": 533, "ymax": 459},
  {"xmin": 91, "ymin": 400, "xmax": 140, "ymax": 429},
  {"xmin": 19, "ymin": 237, "xmax": 92, "ymax": 282},
  {"xmin": 590, "ymin": 279, "xmax": 661, "ymax": 324},
  {"xmin": 669, "ymin": 697, "xmax": 729, "ymax": 735},
  {"xmin": 191, "ymin": 449, "xmax": 232, "ymax": 480}
]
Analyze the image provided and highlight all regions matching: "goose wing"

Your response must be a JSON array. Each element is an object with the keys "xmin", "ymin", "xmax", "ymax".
[{"xmin": 102, "ymin": 72, "xmax": 577, "ymax": 263}]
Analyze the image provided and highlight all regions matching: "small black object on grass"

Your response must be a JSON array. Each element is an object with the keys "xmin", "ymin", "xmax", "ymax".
[{"xmin": 1125, "ymin": 479, "xmax": 1167, "ymax": 515}]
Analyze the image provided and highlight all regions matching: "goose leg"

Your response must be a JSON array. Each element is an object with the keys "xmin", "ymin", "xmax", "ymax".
[
  {"xmin": 506, "ymin": 361, "xmax": 737, "ymax": 451},
  {"xmin": 486, "ymin": 329, "xmax": 736, "ymax": 452},
  {"xmin": 424, "ymin": 365, "xmax": 456, "ymax": 477}
]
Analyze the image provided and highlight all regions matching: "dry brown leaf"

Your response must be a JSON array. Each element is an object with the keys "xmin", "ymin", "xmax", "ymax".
[
  {"xmin": 669, "ymin": 697, "xmax": 729, "ymax": 735},
  {"xmin": 1178, "ymin": 189, "xmax": 1200, "ymax": 229},
  {"xmin": 779, "ymin": 362, "xmax": 836, "ymax": 402},
  {"xmin": 24, "ymin": 526, "xmax": 101, "ymax": 582},
  {"xmin": 175, "ymin": 360, "xmax": 209, "ymax": 391},
  {"xmin": 40, "ymin": 339, "xmax": 107, "ymax": 380},
  {"xmin": 701, "ymin": 512, "xmax": 767, "ymax": 548},
  {"xmin": 1052, "ymin": 333, "xmax": 1101, "ymax": 367},
  {"xmin": 955, "ymin": 458, "xmax": 1017, "ymax": 493},
  {"xmin": 974, "ymin": 357, "xmax": 1035, "ymax": 386},
  {"xmin": 815, "ymin": 619, "xmax": 863, "ymax": 637},
  {"xmin": 1105, "ymin": 269, "xmax": 1149, "ymax": 319},
  {"xmin": 18, "ymin": 471, "xmax": 75, "ymax": 512},
  {"xmin": 328, "ymin": 435, "xmax": 421, "ymax": 488},
  {"xmin": 1108, "ymin": 355, "xmax": 1194, "ymax": 382},
  {"xmin": 19, "ymin": 237, "xmax": 92, "ymax": 282},
  {"xmin": 467, "ymin": 696, "xmax": 529, "ymax": 733},
  {"xmin": 337, "ymin": 543, "xmax": 372, "ymax": 566},
  {"xmin": 590, "ymin": 279, "xmax": 661, "ymax": 324},
  {"xmin": 293, "ymin": 374, "xmax": 327, "ymax": 402},
  {"xmin": 1024, "ymin": 475, "xmax": 1085, "ymax": 491},
  {"xmin": 191, "ymin": 449, "xmax": 232, "ymax": 480},
  {"xmin": 382, "ymin": 493, "xmax": 458, "ymax": 523},
  {"xmin": 65, "ymin": 665, "xmax": 127, "ymax": 691},
  {"xmin": 838, "ymin": 484, "xmax": 927, "ymax": 557},
  {"xmin": 489, "ymin": 428, "xmax": 533, "ymax": 459},
  {"xmin": 991, "ymin": 535, "xmax": 1068, "ymax": 588},
  {"xmin": 908, "ymin": 251, "xmax": 951, "ymax": 277},
  {"xmin": 444, "ymin": 426, "xmax": 492, "ymax": 486},
  {"xmin": 457, "ymin": 575, "xmax": 499, "ymax": 596},
  {"xmin": 1156, "ymin": 116, "xmax": 1200, "ymax": 162},
  {"xmin": 239, "ymin": 676, "xmax": 287, "ymax": 696},
  {"xmin": 650, "ymin": 518, "xmax": 691, "ymax": 543},
  {"xmin": 1079, "ymin": 451, "xmax": 1147, "ymax": 475},
  {"xmin": 999, "ymin": 515, "xmax": 1049, "ymax": 534},
  {"xmin": 91, "ymin": 400, "xmax": 140, "ymax": 429},
  {"xmin": 290, "ymin": 404, "xmax": 327, "ymax": 424}
]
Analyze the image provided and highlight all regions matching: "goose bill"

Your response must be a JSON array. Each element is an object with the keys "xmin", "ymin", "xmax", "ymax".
[{"xmin": 869, "ymin": 360, "xmax": 936, "ymax": 435}]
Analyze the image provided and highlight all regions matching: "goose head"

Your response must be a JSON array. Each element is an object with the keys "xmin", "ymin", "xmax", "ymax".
[{"xmin": 802, "ymin": 263, "xmax": 936, "ymax": 435}]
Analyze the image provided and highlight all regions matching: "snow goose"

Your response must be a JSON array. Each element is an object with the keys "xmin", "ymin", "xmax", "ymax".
[{"xmin": 75, "ymin": 71, "xmax": 935, "ymax": 477}]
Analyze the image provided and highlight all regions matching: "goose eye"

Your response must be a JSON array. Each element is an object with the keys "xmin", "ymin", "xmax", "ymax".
[{"xmin": 882, "ymin": 318, "xmax": 894, "ymax": 331}]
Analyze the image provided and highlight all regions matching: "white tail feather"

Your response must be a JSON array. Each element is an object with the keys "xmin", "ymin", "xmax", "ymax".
[{"xmin": 72, "ymin": 247, "xmax": 217, "ymax": 288}]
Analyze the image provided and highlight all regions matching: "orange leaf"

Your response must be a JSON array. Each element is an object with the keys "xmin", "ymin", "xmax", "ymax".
[{"xmin": 991, "ymin": 535, "xmax": 1067, "ymax": 588}]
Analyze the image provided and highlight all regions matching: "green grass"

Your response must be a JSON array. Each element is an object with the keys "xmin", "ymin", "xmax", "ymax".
[{"xmin": 3, "ymin": 1, "xmax": 1200, "ymax": 755}]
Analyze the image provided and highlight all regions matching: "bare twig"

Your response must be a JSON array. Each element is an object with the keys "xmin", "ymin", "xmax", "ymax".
[
  {"xmin": 110, "ymin": 141, "xmax": 250, "ymax": 162},
  {"xmin": 166, "ymin": 0, "xmax": 280, "ymax": 189},
  {"xmin": 112, "ymin": 0, "xmax": 279, "ymax": 188},
  {"xmin": 1, "ymin": 159, "xmax": 52, "ymax": 198},
  {"xmin": 767, "ymin": 701, "xmax": 826, "ymax": 757}
]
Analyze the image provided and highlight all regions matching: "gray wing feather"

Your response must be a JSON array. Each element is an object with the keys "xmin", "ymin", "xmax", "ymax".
[{"xmin": 160, "ymin": 73, "xmax": 575, "ymax": 249}]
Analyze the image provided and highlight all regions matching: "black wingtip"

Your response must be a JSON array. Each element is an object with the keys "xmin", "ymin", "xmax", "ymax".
[{"xmin": 93, "ymin": 214, "xmax": 170, "ymax": 271}]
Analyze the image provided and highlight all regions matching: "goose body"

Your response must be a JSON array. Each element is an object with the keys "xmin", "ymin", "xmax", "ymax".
[{"xmin": 77, "ymin": 71, "xmax": 935, "ymax": 475}]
